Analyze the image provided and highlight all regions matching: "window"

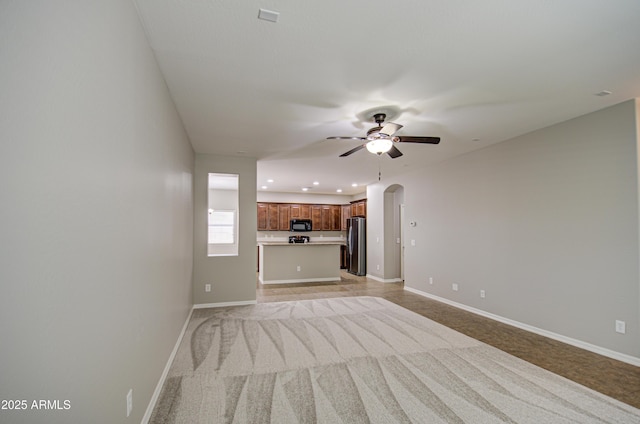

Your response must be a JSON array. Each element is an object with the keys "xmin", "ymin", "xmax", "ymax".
[
  {"xmin": 208, "ymin": 209, "xmax": 235, "ymax": 244},
  {"xmin": 208, "ymin": 173, "xmax": 239, "ymax": 256}
]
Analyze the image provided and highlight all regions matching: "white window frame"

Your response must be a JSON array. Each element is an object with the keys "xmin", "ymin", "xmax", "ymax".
[{"xmin": 208, "ymin": 209, "xmax": 236, "ymax": 245}]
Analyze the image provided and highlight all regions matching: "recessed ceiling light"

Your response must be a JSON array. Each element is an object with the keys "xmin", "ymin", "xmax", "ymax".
[
  {"xmin": 313, "ymin": 181, "xmax": 319, "ymax": 185},
  {"xmin": 594, "ymin": 90, "xmax": 612, "ymax": 97},
  {"xmin": 261, "ymin": 185, "xmax": 268, "ymax": 189},
  {"xmin": 351, "ymin": 183, "xmax": 358, "ymax": 187},
  {"xmin": 302, "ymin": 187, "xmax": 309, "ymax": 191},
  {"xmin": 267, "ymin": 179, "xmax": 274, "ymax": 183},
  {"xmin": 336, "ymin": 189, "xmax": 343, "ymax": 193}
]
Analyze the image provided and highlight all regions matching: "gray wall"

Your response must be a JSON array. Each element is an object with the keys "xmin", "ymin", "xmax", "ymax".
[
  {"xmin": 193, "ymin": 154, "xmax": 257, "ymax": 304},
  {"xmin": 0, "ymin": 1, "xmax": 194, "ymax": 423},
  {"xmin": 257, "ymin": 191, "xmax": 356, "ymax": 204},
  {"xmin": 371, "ymin": 100, "xmax": 640, "ymax": 358}
]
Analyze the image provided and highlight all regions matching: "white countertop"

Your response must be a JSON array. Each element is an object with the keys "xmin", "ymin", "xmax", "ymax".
[{"xmin": 258, "ymin": 241, "xmax": 345, "ymax": 246}]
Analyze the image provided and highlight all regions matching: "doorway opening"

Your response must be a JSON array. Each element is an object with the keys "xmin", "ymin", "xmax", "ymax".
[{"xmin": 383, "ymin": 184, "xmax": 404, "ymax": 282}]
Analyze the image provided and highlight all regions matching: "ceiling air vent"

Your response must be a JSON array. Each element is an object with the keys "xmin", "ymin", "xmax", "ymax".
[{"xmin": 258, "ymin": 8, "xmax": 279, "ymax": 23}]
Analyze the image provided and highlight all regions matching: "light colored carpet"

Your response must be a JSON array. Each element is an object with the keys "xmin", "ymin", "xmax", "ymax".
[{"xmin": 150, "ymin": 296, "xmax": 640, "ymax": 423}]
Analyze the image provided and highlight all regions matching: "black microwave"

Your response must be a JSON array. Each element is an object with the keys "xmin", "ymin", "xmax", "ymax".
[{"xmin": 290, "ymin": 219, "xmax": 312, "ymax": 232}]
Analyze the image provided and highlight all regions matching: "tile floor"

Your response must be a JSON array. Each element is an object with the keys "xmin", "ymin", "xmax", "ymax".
[{"xmin": 257, "ymin": 272, "xmax": 640, "ymax": 409}]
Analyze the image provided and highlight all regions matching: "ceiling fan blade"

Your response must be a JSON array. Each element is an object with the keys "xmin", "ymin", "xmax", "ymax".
[
  {"xmin": 379, "ymin": 122, "xmax": 403, "ymax": 137},
  {"xmin": 387, "ymin": 145, "xmax": 403, "ymax": 158},
  {"xmin": 339, "ymin": 144, "xmax": 366, "ymax": 157},
  {"xmin": 394, "ymin": 136, "xmax": 440, "ymax": 144},
  {"xmin": 327, "ymin": 136, "xmax": 366, "ymax": 141}
]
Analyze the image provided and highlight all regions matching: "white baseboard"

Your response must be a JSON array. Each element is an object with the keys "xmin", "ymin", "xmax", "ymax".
[
  {"xmin": 366, "ymin": 274, "xmax": 402, "ymax": 283},
  {"xmin": 141, "ymin": 307, "xmax": 194, "ymax": 424},
  {"xmin": 194, "ymin": 299, "xmax": 258, "ymax": 309},
  {"xmin": 404, "ymin": 286, "xmax": 640, "ymax": 368}
]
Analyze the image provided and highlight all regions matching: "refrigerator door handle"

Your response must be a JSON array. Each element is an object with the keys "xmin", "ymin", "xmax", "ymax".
[{"xmin": 347, "ymin": 225, "xmax": 353, "ymax": 255}]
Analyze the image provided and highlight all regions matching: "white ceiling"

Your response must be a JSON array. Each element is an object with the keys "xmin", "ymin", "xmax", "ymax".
[{"xmin": 134, "ymin": 0, "xmax": 640, "ymax": 196}]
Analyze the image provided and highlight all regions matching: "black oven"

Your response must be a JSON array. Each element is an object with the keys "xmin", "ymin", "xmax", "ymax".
[{"xmin": 290, "ymin": 219, "xmax": 312, "ymax": 232}]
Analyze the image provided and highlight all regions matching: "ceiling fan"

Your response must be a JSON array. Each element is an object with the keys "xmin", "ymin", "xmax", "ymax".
[{"xmin": 327, "ymin": 113, "xmax": 440, "ymax": 158}]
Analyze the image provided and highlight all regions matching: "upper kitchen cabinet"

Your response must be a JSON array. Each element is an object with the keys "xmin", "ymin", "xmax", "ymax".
[
  {"xmin": 258, "ymin": 203, "xmax": 291, "ymax": 231},
  {"xmin": 258, "ymin": 201, "xmax": 366, "ymax": 231},
  {"xmin": 257, "ymin": 203, "xmax": 268, "ymax": 230},
  {"xmin": 278, "ymin": 204, "xmax": 291, "ymax": 231},
  {"xmin": 341, "ymin": 205, "xmax": 351, "ymax": 230},
  {"xmin": 321, "ymin": 205, "xmax": 341, "ymax": 231},
  {"xmin": 290, "ymin": 204, "xmax": 311, "ymax": 219},
  {"xmin": 268, "ymin": 203, "xmax": 279, "ymax": 230},
  {"xmin": 311, "ymin": 205, "xmax": 322, "ymax": 230},
  {"xmin": 350, "ymin": 199, "xmax": 367, "ymax": 218}
]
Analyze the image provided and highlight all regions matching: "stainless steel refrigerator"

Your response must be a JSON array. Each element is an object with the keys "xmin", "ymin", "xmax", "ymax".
[{"xmin": 346, "ymin": 217, "xmax": 366, "ymax": 276}]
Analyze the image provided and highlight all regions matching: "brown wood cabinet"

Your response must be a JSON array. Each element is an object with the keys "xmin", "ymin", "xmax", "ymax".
[
  {"xmin": 320, "ymin": 205, "xmax": 331, "ymax": 230},
  {"xmin": 311, "ymin": 205, "xmax": 322, "ymax": 230},
  {"xmin": 331, "ymin": 205, "xmax": 341, "ymax": 230},
  {"xmin": 257, "ymin": 200, "xmax": 366, "ymax": 231},
  {"xmin": 341, "ymin": 205, "xmax": 351, "ymax": 230},
  {"xmin": 257, "ymin": 203, "xmax": 268, "ymax": 230},
  {"xmin": 290, "ymin": 204, "xmax": 311, "ymax": 219},
  {"xmin": 267, "ymin": 203, "xmax": 279, "ymax": 230},
  {"xmin": 351, "ymin": 199, "xmax": 367, "ymax": 218},
  {"xmin": 278, "ymin": 204, "xmax": 290, "ymax": 230}
]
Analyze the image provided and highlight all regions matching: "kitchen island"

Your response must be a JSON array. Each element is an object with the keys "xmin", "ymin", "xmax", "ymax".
[{"xmin": 258, "ymin": 242, "xmax": 343, "ymax": 284}]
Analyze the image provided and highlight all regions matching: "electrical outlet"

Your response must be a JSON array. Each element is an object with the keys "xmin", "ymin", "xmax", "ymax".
[
  {"xmin": 126, "ymin": 389, "xmax": 133, "ymax": 417},
  {"xmin": 480, "ymin": 290, "xmax": 486, "ymax": 298},
  {"xmin": 376, "ymin": 264, "xmax": 380, "ymax": 271},
  {"xmin": 452, "ymin": 283, "xmax": 458, "ymax": 291},
  {"xmin": 411, "ymin": 239, "xmax": 416, "ymax": 246},
  {"xmin": 615, "ymin": 320, "xmax": 626, "ymax": 334},
  {"xmin": 429, "ymin": 277, "xmax": 433, "ymax": 285},
  {"xmin": 205, "ymin": 284, "xmax": 211, "ymax": 292},
  {"xmin": 296, "ymin": 265, "xmax": 301, "ymax": 272}
]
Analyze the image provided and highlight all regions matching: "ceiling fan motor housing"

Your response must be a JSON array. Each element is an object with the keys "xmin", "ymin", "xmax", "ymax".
[{"xmin": 373, "ymin": 113, "xmax": 387, "ymax": 125}]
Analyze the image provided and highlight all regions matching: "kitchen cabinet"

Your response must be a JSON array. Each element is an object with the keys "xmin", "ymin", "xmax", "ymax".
[
  {"xmin": 257, "ymin": 203, "xmax": 268, "ymax": 230},
  {"xmin": 267, "ymin": 203, "xmax": 279, "ymax": 230},
  {"xmin": 331, "ymin": 205, "xmax": 341, "ymax": 230},
  {"xmin": 320, "ymin": 205, "xmax": 341, "ymax": 231},
  {"xmin": 341, "ymin": 205, "xmax": 351, "ymax": 230},
  {"xmin": 278, "ymin": 204, "xmax": 290, "ymax": 230},
  {"xmin": 257, "ymin": 200, "xmax": 366, "ymax": 231},
  {"xmin": 321, "ymin": 206, "xmax": 331, "ymax": 230},
  {"xmin": 311, "ymin": 205, "xmax": 322, "ymax": 230},
  {"xmin": 290, "ymin": 204, "xmax": 311, "ymax": 219},
  {"xmin": 351, "ymin": 199, "xmax": 367, "ymax": 218},
  {"xmin": 320, "ymin": 206, "xmax": 329, "ymax": 230},
  {"xmin": 257, "ymin": 202, "xmax": 290, "ymax": 231}
]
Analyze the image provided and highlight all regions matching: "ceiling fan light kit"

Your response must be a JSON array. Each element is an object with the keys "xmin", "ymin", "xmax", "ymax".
[
  {"xmin": 366, "ymin": 138, "xmax": 393, "ymax": 155},
  {"xmin": 328, "ymin": 111, "xmax": 441, "ymax": 159}
]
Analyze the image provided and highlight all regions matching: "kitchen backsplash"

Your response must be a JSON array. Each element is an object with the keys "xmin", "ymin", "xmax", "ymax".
[{"xmin": 257, "ymin": 230, "xmax": 345, "ymax": 243}]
